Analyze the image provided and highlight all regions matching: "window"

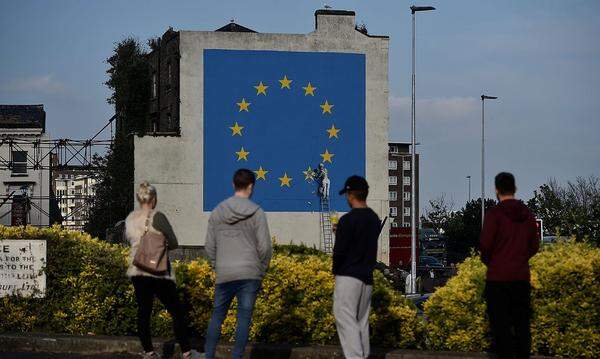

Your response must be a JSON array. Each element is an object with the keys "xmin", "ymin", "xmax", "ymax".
[
  {"xmin": 390, "ymin": 146, "xmax": 398, "ymax": 153},
  {"xmin": 403, "ymin": 160, "xmax": 411, "ymax": 170},
  {"xmin": 390, "ymin": 207, "xmax": 397, "ymax": 217},
  {"xmin": 151, "ymin": 72, "xmax": 157, "ymax": 98},
  {"xmin": 11, "ymin": 151, "xmax": 27, "ymax": 175},
  {"xmin": 389, "ymin": 176, "xmax": 397, "ymax": 185},
  {"xmin": 403, "ymin": 176, "xmax": 411, "ymax": 186},
  {"xmin": 391, "ymin": 222, "xmax": 399, "ymax": 228},
  {"xmin": 403, "ymin": 192, "xmax": 411, "ymax": 201},
  {"xmin": 389, "ymin": 191, "xmax": 397, "ymax": 201},
  {"xmin": 388, "ymin": 160, "xmax": 397, "ymax": 170},
  {"xmin": 404, "ymin": 207, "xmax": 411, "ymax": 217}
]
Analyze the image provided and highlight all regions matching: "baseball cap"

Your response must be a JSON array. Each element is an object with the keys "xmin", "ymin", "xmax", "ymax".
[{"xmin": 339, "ymin": 175, "xmax": 369, "ymax": 195}]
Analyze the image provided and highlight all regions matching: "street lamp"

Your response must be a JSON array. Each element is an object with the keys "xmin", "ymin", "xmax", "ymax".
[
  {"xmin": 481, "ymin": 94, "xmax": 498, "ymax": 227},
  {"xmin": 466, "ymin": 175, "xmax": 471, "ymax": 202},
  {"xmin": 409, "ymin": 4, "xmax": 435, "ymax": 295}
]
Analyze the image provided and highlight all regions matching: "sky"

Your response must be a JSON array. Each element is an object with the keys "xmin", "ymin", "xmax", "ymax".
[{"xmin": 1, "ymin": 0, "xmax": 599, "ymax": 212}]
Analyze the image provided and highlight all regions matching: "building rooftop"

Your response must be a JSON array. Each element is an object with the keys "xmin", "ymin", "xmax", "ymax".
[
  {"xmin": 215, "ymin": 22, "xmax": 257, "ymax": 33},
  {"xmin": 0, "ymin": 104, "xmax": 46, "ymax": 131}
]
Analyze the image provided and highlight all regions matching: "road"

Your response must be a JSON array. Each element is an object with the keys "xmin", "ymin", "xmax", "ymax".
[{"xmin": 0, "ymin": 353, "xmax": 138, "ymax": 359}]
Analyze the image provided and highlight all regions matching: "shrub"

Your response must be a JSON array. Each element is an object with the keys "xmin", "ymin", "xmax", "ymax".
[
  {"xmin": 0, "ymin": 225, "xmax": 146, "ymax": 335},
  {"xmin": 0, "ymin": 226, "xmax": 420, "ymax": 348},
  {"xmin": 424, "ymin": 239, "xmax": 600, "ymax": 358},
  {"xmin": 177, "ymin": 250, "xmax": 420, "ymax": 347}
]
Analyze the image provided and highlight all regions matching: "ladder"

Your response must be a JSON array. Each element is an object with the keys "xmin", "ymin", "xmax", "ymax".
[{"xmin": 320, "ymin": 196, "xmax": 334, "ymax": 254}]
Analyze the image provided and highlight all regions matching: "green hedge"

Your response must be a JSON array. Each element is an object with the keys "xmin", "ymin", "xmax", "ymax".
[
  {"xmin": 0, "ymin": 226, "xmax": 420, "ymax": 348},
  {"xmin": 424, "ymin": 239, "xmax": 600, "ymax": 358},
  {"xmin": 4, "ymin": 226, "xmax": 596, "ymax": 356}
]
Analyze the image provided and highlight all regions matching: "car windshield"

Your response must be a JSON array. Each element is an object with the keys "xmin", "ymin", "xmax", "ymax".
[
  {"xmin": 421, "ymin": 229, "xmax": 436, "ymax": 236},
  {"xmin": 420, "ymin": 257, "xmax": 440, "ymax": 265}
]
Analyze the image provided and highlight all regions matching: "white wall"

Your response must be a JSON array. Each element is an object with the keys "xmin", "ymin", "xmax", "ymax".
[
  {"xmin": 134, "ymin": 11, "xmax": 390, "ymax": 262},
  {"xmin": 0, "ymin": 129, "xmax": 50, "ymax": 227}
]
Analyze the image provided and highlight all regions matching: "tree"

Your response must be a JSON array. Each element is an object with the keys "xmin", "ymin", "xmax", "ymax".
[
  {"xmin": 421, "ymin": 193, "xmax": 454, "ymax": 233},
  {"xmin": 529, "ymin": 176, "xmax": 600, "ymax": 246},
  {"xmin": 85, "ymin": 38, "xmax": 151, "ymax": 241},
  {"xmin": 444, "ymin": 198, "xmax": 496, "ymax": 264}
]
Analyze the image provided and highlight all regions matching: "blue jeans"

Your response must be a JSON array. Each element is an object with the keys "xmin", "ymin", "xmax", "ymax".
[{"xmin": 204, "ymin": 279, "xmax": 261, "ymax": 359}]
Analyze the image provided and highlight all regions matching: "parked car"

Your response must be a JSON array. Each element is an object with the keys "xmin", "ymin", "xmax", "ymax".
[
  {"xmin": 419, "ymin": 228, "xmax": 438, "ymax": 241},
  {"xmin": 419, "ymin": 255, "xmax": 444, "ymax": 268}
]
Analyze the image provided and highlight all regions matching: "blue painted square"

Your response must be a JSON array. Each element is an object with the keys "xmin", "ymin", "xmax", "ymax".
[{"xmin": 203, "ymin": 49, "xmax": 366, "ymax": 212}]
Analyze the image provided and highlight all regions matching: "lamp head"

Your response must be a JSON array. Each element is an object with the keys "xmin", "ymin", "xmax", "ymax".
[
  {"xmin": 481, "ymin": 95, "xmax": 498, "ymax": 100},
  {"xmin": 411, "ymin": 5, "xmax": 436, "ymax": 13}
]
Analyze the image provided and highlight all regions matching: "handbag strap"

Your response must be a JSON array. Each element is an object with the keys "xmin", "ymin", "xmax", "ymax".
[
  {"xmin": 143, "ymin": 210, "xmax": 153, "ymax": 235},
  {"xmin": 142, "ymin": 210, "xmax": 168, "ymax": 249}
]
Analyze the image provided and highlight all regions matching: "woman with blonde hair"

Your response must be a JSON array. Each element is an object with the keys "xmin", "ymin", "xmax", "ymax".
[{"xmin": 125, "ymin": 181, "xmax": 201, "ymax": 359}]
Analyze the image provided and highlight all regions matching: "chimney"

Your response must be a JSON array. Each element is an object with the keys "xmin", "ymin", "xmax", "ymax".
[{"xmin": 314, "ymin": 9, "xmax": 356, "ymax": 35}]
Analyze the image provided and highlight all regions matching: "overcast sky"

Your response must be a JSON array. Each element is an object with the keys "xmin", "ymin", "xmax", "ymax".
[{"xmin": 1, "ymin": 0, "xmax": 599, "ymax": 210}]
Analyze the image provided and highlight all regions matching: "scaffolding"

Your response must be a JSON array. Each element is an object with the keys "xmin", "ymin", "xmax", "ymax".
[
  {"xmin": 0, "ymin": 115, "xmax": 115, "ymax": 171},
  {"xmin": 0, "ymin": 115, "xmax": 115, "ymax": 228}
]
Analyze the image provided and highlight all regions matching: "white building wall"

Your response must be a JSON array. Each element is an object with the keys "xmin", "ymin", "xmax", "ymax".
[
  {"xmin": 134, "ymin": 11, "xmax": 390, "ymax": 262},
  {"xmin": 0, "ymin": 129, "xmax": 50, "ymax": 227}
]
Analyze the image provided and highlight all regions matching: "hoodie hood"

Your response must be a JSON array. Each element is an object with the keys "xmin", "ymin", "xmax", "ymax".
[
  {"xmin": 213, "ymin": 196, "xmax": 260, "ymax": 224},
  {"xmin": 497, "ymin": 199, "xmax": 531, "ymax": 223}
]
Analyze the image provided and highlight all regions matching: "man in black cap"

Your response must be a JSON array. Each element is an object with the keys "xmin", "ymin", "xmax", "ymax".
[{"xmin": 332, "ymin": 175, "xmax": 381, "ymax": 359}]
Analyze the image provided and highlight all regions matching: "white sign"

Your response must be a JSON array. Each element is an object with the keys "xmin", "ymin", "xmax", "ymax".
[{"xmin": 0, "ymin": 239, "xmax": 46, "ymax": 298}]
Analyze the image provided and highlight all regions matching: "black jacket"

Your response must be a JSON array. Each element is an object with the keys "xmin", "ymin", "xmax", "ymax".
[{"xmin": 332, "ymin": 208, "xmax": 381, "ymax": 285}]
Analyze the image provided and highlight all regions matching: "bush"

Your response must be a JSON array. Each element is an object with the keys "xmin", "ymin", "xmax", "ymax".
[
  {"xmin": 424, "ymin": 239, "xmax": 600, "ymax": 358},
  {"xmin": 0, "ymin": 226, "xmax": 420, "ymax": 348},
  {"xmin": 177, "ymin": 247, "xmax": 420, "ymax": 347},
  {"xmin": 0, "ymin": 225, "xmax": 146, "ymax": 335}
]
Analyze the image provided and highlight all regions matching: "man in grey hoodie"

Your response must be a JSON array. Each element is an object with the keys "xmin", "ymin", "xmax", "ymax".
[{"xmin": 204, "ymin": 169, "xmax": 272, "ymax": 359}]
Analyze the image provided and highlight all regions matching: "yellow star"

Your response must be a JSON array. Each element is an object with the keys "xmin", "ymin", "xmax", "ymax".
[
  {"xmin": 278, "ymin": 172, "xmax": 293, "ymax": 187},
  {"xmin": 326, "ymin": 124, "xmax": 341, "ymax": 139},
  {"xmin": 235, "ymin": 147, "xmax": 250, "ymax": 161},
  {"xmin": 254, "ymin": 81, "xmax": 268, "ymax": 96},
  {"xmin": 229, "ymin": 122, "xmax": 244, "ymax": 136},
  {"xmin": 236, "ymin": 98, "xmax": 250, "ymax": 112},
  {"xmin": 279, "ymin": 75, "xmax": 292, "ymax": 89},
  {"xmin": 302, "ymin": 82, "xmax": 316, "ymax": 96},
  {"xmin": 320, "ymin": 149, "xmax": 334, "ymax": 163},
  {"xmin": 302, "ymin": 166, "xmax": 314, "ymax": 181},
  {"xmin": 320, "ymin": 100, "xmax": 333, "ymax": 114},
  {"xmin": 254, "ymin": 166, "xmax": 269, "ymax": 180}
]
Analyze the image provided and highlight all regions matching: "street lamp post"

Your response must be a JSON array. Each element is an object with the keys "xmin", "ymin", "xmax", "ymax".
[
  {"xmin": 467, "ymin": 175, "xmax": 471, "ymax": 202},
  {"xmin": 409, "ymin": 4, "xmax": 435, "ymax": 294},
  {"xmin": 481, "ymin": 94, "xmax": 498, "ymax": 227}
]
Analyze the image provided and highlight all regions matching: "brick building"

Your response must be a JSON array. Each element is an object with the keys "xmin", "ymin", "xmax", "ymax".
[
  {"xmin": 147, "ymin": 28, "xmax": 181, "ymax": 135},
  {"xmin": 388, "ymin": 142, "xmax": 419, "ymax": 228}
]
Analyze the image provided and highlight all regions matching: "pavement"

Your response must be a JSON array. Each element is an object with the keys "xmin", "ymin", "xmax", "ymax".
[
  {"xmin": 0, "ymin": 333, "xmax": 554, "ymax": 358},
  {"xmin": 0, "ymin": 353, "xmax": 137, "ymax": 359}
]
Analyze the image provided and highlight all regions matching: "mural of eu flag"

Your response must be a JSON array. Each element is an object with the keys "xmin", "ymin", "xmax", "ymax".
[{"xmin": 204, "ymin": 49, "xmax": 366, "ymax": 212}]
